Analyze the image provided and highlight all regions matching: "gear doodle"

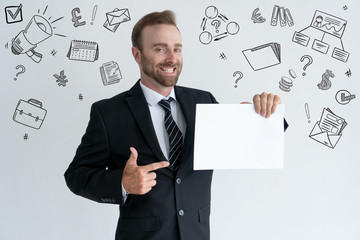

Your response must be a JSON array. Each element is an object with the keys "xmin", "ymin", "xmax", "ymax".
[{"xmin": 53, "ymin": 70, "xmax": 68, "ymax": 87}]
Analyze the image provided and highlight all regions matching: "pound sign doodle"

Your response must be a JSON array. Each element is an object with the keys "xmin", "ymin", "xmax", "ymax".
[
  {"xmin": 317, "ymin": 69, "xmax": 335, "ymax": 90},
  {"xmin": 71, "ymin": 8, "xmax": 86, "ymax": 27}
]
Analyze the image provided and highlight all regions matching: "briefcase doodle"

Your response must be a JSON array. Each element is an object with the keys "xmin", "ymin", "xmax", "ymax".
[{"xmin": 13, "ymin": 98, "xmax": 47, "ymax": 130}]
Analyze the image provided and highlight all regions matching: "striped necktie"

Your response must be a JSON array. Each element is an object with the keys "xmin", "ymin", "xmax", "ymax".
[{"xmin": 158, "ymin": 98, "xmax": 183, "ymax": 169}]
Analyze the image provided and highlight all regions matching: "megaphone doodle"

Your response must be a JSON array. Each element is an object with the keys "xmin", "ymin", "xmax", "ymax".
[{"xmin": 11, "ymin": 15, "xmax": 53, "ymax": 63}]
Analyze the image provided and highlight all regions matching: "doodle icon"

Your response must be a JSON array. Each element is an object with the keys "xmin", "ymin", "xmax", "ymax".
[
  {"xmin": 251, "ymin": 8, "xmax": 266, "ymax": 24},
  {"xmin": 71, "ymin": 8, "xmax": 86, "ymax": 27},
  {"xmin": 100, "ymin": 61, "xmax": 122, "ymax": 86},
  {"xmin": 103, "ymin": 8, "xmax": 131, "ymax": 32},
  {"xmin": 14, "ymin": 65, "xmax": 26, "ymax": 80},
  {"xmin": 5, "ymin": 4, "xmax": 23, "ymax": 24},
  {"xmin": 292, "ymin": 10, "xmax": 350, "ymax": 63},
  {"xmin": 335, "ymin": 90, "xmax": 356, "ymax": 105},
  {"xmin": 11, "ymin": 15, "xmax": 53, "ymax": 63},
  {"xmin": 13, "ymin": 98, "xmax": 47, "ymax": 130},
  {"xmin": 199, "ymin": 6, "xmax": 240, "ymax": 45},
  {"xmin": 309, "ymin": 108, "xmax": 347, "ymax": 149},
  {"xmin": 242, "ymin": 42, "xmax": 281, "ymax": 71},
  {"xmin": 271, "ymin": 5, "xmax": 293, "ymax": 27},
  {"xmin": 67, "ymin": 40, "xmax": 99, "ymax": 62},
  {"xmin": 53, "ymin": 70, "xmax": 68, "ymax": 87},
  {"xmin": 317, "ymin": 69, "xmax": 334, "ymax": 90}
]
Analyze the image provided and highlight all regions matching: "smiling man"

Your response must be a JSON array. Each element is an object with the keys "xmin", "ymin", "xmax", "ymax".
[{"xmin": 64, "ymin": 10, "xmax": 281, "ymax": 240}]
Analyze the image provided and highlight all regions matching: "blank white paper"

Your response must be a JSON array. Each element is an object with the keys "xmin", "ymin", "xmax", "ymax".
[{"xmin": 194, "ymin": 104, "xmax": 284, "ymax": 170}]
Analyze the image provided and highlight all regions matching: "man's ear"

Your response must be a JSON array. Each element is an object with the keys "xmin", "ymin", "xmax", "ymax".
[{"xmin": 131, "ymin": 46, "xmax": 141, "ymax": 64}]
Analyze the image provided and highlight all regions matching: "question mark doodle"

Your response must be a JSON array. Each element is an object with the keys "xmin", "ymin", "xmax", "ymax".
[
  {"xmin": 233, "ymin": 71, "xmax": 243, "ymax": 88},
  {"xmin": 211, "ymin": 19, "xmax": 221, "ymax": 33},
  {"xmin": 300, "ymin": 55, "xmax": 313, "ymax": 76},
  {"xmin": 14, "ymin": 65, "xmax": 25, "ymax": 80}
]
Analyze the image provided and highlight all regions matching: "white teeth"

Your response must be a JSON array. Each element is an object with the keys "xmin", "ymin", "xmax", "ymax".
[{"xmin": 162, "ymin": 68, "xmax": 174, "ymax": 73}]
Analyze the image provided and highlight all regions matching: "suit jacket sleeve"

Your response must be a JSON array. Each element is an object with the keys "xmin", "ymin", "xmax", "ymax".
[{"xmin": 64, "ymin": 103, "xmax": 126, "ymax": 205}]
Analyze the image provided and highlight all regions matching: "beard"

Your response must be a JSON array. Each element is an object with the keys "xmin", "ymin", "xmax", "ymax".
[{"xmin": 140, "ymin": 53, "xmax": 182, "ymax": 87}]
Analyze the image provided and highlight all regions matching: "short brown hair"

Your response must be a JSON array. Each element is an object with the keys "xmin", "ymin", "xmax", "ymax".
[{"xmin": 131, "ymin": 10, "xmax": 177, "ymax": 50}]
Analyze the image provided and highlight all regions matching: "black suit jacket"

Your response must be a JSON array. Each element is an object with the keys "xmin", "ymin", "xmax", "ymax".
[{"xmin": 65, "ymin": 80, "xmax": 218, "ymax": 239}]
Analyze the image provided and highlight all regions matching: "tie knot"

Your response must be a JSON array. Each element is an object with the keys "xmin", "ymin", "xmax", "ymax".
[{"xmin": 158, "ymin": 98, "xmax": 173, "ymax": 112}]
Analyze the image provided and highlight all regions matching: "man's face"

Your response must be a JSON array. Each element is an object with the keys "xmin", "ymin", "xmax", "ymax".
[{"xmin": 136, "ymin": 24, "xmax": 183, "ymax": 88}]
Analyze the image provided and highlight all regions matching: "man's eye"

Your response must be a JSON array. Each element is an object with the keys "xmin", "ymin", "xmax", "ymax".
[
  {"xmin": 174, "ymin": 48, "xmax": 182, "ymax": 53},
  {"xmin": 156, "ymin": 48, "xmax": 166, "ymax": 52}
]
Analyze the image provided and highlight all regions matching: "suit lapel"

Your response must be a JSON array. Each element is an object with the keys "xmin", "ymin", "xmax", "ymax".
[
  {"xmin": 175, "ymin": 86, "xmax": 196, "ymax": 175},
  {"xmin": 126, "ymin": 81, "xmax": 167, "ymax": 163}
]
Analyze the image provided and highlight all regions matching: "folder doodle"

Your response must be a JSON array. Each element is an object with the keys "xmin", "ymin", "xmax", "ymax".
[{"xmin": 242, "ymin": 42, "xmax": 281, "ymax": 71}]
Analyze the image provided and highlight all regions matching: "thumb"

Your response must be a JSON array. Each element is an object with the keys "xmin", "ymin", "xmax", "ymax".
[{"xmin": 127, "ymin": 147, "xmax": 138, "ymax": 166}]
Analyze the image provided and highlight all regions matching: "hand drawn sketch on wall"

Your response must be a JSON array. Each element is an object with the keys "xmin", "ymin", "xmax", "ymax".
[
  {"xmin": 270, "ymin": 5, "xmax": 294, "ymax": 27},
  {"xmin": 309, "ymin": 108, "xmax": 347, "ymax": 149},
  {"xmin": 67, "ymin": 40, "xmax": 99, "ymax": 62},
  {"xmin": 233, "ymin": 71, "xmax": 243, "ymax": 88},
  {"xmin": 91, "ymin": 5, "xmax": 98, "ymax": 25},
  {"xmin": 53, "ymin": 70, "xmax": 68, "ymax": 87},
  {"xmin": 251, "ymin": 8, "xmax": 266, "ymax": 24},
  {"xmin": 317, "ymin": 69, "xmax": 334, "ymax": 90},
  {"xmin": 71, "ymin": 8, "xmax": 86, "ymax": 27},
  {"xmin": 100, "ymin": 61, "xmax": 122, "ymax": 86},
  {"xmin": 242, "ymin": 42, "xmax": 281, "ymax": 71},
  {"xmin": 300, "ymin": 55, "xmax": 313, "ymax": 76},
  {"xmin": 103, "ymin": 8, "xmax": 131, "ymax": 32},
  {"xmin": 14, "ymin": 64, "xmax": 26, "ymax": 80},
  {"xmin": 11, "ymin": 6, "xmax": 66, "ymax": 63},
  {"xmin": 335, "ymin": 89, "xmax": 356, "ymax": 105},
  {"xmin": 293, "ymin": 10, "xmax": 350, "ymax": 63},
  {"xmin": 13, "ymin": 99, "xmax": 47, "ymax": 130},
  {"xmin": 5, "ymin": 4, "xmax": 23, "ymax": 24},
  {"xmin": 305, "ymin": 103, "xmax": 311, "ymax": 123},
  {"xmin": 199, "ymin": 6, "xmax": 240, "ymax": 45}
]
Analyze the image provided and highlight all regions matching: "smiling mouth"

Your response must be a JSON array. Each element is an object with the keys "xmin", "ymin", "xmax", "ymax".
[{"xmin": 160, "ymin": 67, "xmax": 176, "ymax": 74}]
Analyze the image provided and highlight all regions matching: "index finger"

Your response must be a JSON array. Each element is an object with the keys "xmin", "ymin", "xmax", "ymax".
[{"xmin": 142, "ymin": 161, "xmax": 170, "ymax": 172}]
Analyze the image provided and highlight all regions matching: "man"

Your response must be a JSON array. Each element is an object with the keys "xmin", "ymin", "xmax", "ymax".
[{"xmin": 64, "ymin": 10, "xmax": 281, "ymax": 240}]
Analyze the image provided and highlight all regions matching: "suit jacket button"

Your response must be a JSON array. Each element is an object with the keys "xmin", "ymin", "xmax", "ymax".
[
  {"xmin": 176, "ymin": 178, "xmax": 181, "ymax": 184},
  {"xmin": 179, "ymin": 209, "xmax": 184, "ymax": 216}
]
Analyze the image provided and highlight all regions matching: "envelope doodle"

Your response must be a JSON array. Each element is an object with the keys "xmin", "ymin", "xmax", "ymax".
[
  {"xmin": 309, "ymin": 108, "xmax": 347, "ymax": 149},
  {"xmin": 103, "ymin": 8, "xmax": 131, "ymax": 32}
]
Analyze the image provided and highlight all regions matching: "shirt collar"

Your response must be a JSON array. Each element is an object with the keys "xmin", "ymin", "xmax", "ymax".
[{"xmin": 140, "ymin": 81, "xmax": 177, "ymax": 107}]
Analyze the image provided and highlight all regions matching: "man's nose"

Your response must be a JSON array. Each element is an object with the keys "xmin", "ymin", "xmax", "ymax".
[{"xmin": 165, "ymin": 50, "xmax": 177, "ymax": 64}]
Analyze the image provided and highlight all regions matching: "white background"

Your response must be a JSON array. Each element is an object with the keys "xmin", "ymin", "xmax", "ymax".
[{"xmin": 1, "ymin": 0, "xmax": 359, "ymax": 239}]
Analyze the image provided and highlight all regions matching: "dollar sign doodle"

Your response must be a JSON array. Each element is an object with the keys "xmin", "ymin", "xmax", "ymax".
[
  {"xmin": 71, "ymin": 8, "xmax": 86, "ymax": 27},
  {"xmin": 317, "ymin": 69, "xmax": 334, "ymax": 90}
]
